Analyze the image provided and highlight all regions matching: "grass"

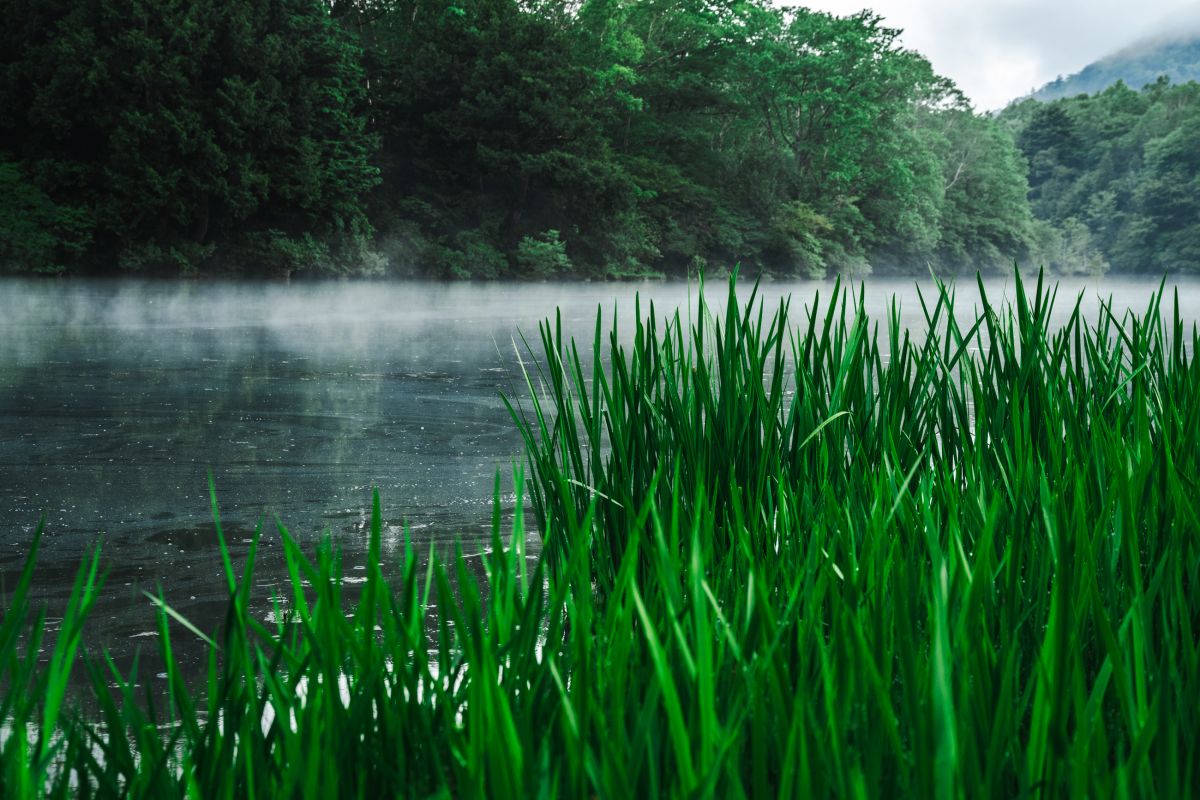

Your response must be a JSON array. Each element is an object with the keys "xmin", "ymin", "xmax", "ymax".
[{"xmin": 2, "ymin": 270, "xmax": 1198, "ymax": 797}]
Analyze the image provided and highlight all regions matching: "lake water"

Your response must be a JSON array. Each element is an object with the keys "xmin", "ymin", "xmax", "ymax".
[{"xmin": 2, "ymin": 274, "xmax": 1198, "ymax": 664}]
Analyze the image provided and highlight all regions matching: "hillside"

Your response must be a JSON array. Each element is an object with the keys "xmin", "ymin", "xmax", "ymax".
[
  {"xmin": 999, "ymin": 76, "xmax": 1200, "ymax": 275},
  {"xmin": 1032, "ymin": 32, "xmax": 1200, "ymax": 101},
  {"xmin": 0, "ymin": 0, "xmax": 1041, "ymax": 279}
]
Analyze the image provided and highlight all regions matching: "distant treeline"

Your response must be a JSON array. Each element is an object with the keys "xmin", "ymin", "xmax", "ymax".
[
  {"xmin": 0, "ymin": 0, "xmax": 1196, "ymax": 278},
  {"xmin": 1002, "ymin": 79, "xmax": 1200, "ymax": 275}
]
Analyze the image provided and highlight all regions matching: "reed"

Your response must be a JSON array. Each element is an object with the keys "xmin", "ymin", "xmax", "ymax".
[{"xmin": 2, "ymin": 270, "xmax": 1197, "ymax": 797}]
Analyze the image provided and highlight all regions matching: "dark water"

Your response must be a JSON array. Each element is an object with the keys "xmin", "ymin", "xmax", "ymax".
[{"xmin": 1, "ymin": 275, "xmax": 1197, "ymax": 663}]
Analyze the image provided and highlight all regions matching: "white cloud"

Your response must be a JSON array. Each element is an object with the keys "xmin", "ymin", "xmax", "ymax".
[{"xmin": 799, "ymin": 0, "xmax": 1199, "ymax": 109}]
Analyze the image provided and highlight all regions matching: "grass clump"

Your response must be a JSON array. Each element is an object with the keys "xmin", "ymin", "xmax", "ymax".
[{"xmin": 2, "ymin": 271, "xmax": 1199, "ymax": 797}]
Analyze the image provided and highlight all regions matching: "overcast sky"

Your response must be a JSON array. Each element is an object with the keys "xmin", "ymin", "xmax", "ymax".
[{"xmin": 801, "ymin": 1, "xmax": 1200, "ymax": 110}]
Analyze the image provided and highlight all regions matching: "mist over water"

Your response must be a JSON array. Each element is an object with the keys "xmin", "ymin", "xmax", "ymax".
[{"xmin": 2, "ymin": 274, "xmax": 1198, "ymax": 661}]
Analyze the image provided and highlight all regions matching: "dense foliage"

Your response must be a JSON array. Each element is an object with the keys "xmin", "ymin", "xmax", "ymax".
[
  {"xmin": 1002, "ymin": 78, "xmax": 1200, "ymax": 274},
  {"xmin": 361, "ymin": 0, "xmax": 1046, "ymax": 279},
  {"xmin": 2, "ymin": 274, "xmax": 1198, "ymax": 796},
  {"xmin": 0, "ymin": 0, "xmax": 380, "ymax": 277},
  {"xmin": 2, "ymin": 0, "xmax": 1045, "ymax": 277},
  {"xmin": 3, "ymin": 0, "xmax": 1199, "ymax": 277}
]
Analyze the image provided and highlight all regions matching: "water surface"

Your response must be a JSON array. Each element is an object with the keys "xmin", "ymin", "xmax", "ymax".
[{"xmin": 1, "ymin": 275, "xmax": 1196, "ymax": 662}]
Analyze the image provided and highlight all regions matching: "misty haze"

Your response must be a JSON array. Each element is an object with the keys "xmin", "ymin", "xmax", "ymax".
[
  {"xmin": 4, "ymin": 274, "xmax": 1197, "ymax": 658},
  {"xmin": 3, "ymin": 0, "xmax": 1200, "ymax": 796}
]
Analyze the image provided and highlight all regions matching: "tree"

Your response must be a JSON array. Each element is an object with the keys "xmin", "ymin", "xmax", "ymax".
[
  {"xmin": 0, "ymin": 156, "xmax": 91, "ymax": 273},
  {"xmin": 2, "ymin": 0, "xmax": 1067, "ymax": 277},
  {"xmin": 1137, "ymin": 109, "xmax": 1200, "ymax": 272},
  {"xmin": 365, "ymin": 0, "xmax": 648, "ymax": 278},
  {"xmin": 0, "ymin": 0, "xmax": 379, "ymax": 275},
  {"xmin": 928, "ymin": 110, "xmax": 1038, "ymax": 272},
  {"xmin": 1002, "ymin": 78, "xmax": 1200, "ymax": 274}
]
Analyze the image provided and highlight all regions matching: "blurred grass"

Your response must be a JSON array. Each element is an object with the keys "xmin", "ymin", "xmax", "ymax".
[{"xmin": 2, "ymin": 270, "xmax": 1198, "ymax": 797}]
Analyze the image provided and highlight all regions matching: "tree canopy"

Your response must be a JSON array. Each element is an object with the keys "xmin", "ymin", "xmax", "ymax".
[
  {"xmin": 1001, "ymin": 78, "xmax": 1200, "ymax": 274},
  {"xmin": 2, "ymin": 0, "xmax": 1196, "ymax": 277},
  {"xmin": 1, "ymin": 0, "xmax": 379, "ymax": 276}
]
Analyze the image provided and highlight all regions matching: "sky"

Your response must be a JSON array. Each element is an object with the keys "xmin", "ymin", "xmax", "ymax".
[{"xmin": 801, "ymin": 0, "xmax": 1200, "ymax": 111}]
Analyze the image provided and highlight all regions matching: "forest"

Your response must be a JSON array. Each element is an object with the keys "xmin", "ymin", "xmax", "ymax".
[
  {"xmin": 0, "ymin": 0, "xmax": 1197, "ymax": 279},
  {"xmin": 1002, "ymin": 78, "xmax": 1200, "ymax": 276}
]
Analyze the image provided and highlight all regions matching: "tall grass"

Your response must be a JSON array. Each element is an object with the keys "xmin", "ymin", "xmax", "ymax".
[{"xmin": 2, "ymin": 271, "xmax": 1198, "ymax": 797}]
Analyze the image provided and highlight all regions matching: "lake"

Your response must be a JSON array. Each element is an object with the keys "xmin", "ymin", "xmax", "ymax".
[{"xmin": 2, "ymin": 274, "xmax": 1197, "ymax": 664}]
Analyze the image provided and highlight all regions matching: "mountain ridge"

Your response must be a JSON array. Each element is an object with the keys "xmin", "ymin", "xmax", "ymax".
[{"xmin": 1029, "ymin": 29, "xmax": 1200, "ymax": 102}]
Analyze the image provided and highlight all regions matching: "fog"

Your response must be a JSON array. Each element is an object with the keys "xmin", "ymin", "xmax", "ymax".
[
  {"xmin": 804, "ymin": 0, "xmax": 1200, "ymax": 110},
  {"xmin": 1, "ymin": 274, "xmax": 1197, "ymax": 663}
]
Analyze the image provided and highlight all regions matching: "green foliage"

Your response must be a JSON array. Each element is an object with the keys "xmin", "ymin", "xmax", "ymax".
[
  {"xmin": 423, "ymin": 228, "xmax": 510, "ymax": 279},
  {"xmin": 9, "ymin": 0, "xmax": 1194, "ymax": 277},
  {"xmin": 0, "ymin": 156, "xmax": 91, "ymax": 273},
  {"xmin": 1005, "ymin": 78, "xmax": 1200, "ymax": 273},
  {"xmin": 0, "ymin": 0, "xmax": 380, "ymax": 275},
  {"xmin": 365, "ymin": 0, "xmax": 641, "ymax": 277},
  {"xmin": 511, "ymin": 272, "xmax": 1200, "ymax": 795},
  {"xmin": 454, "ymin": 229, "xmax": 512, "ymax": 280},
  {"xmin": 234, "ymin": 230, "xmax": 337, "ymax": 278},
  {"xmin": 1031, "ymin": 217, "xmax": 1110, "ymax": 275},
  {"xmin": 272, "ymin": 0, "xmax": 1051, "ymax": 278},
  {"xmin": 765, "ymin": 202, "xmax": 830, "ymax": 278},
  {"xmin": 514, "ymin": 229, "xmax": 572, "ymax": 278},
  {"xmin": 359, "ymin": 0, "xmax": 1039, "ymax": 277},
  {"xmin": 926, "ymin": 111, "xmax": 1039, "ymax": 272},
  {"xmin": 3, "ymin": 274, "xmax": 1198, "ymax": 796}
]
